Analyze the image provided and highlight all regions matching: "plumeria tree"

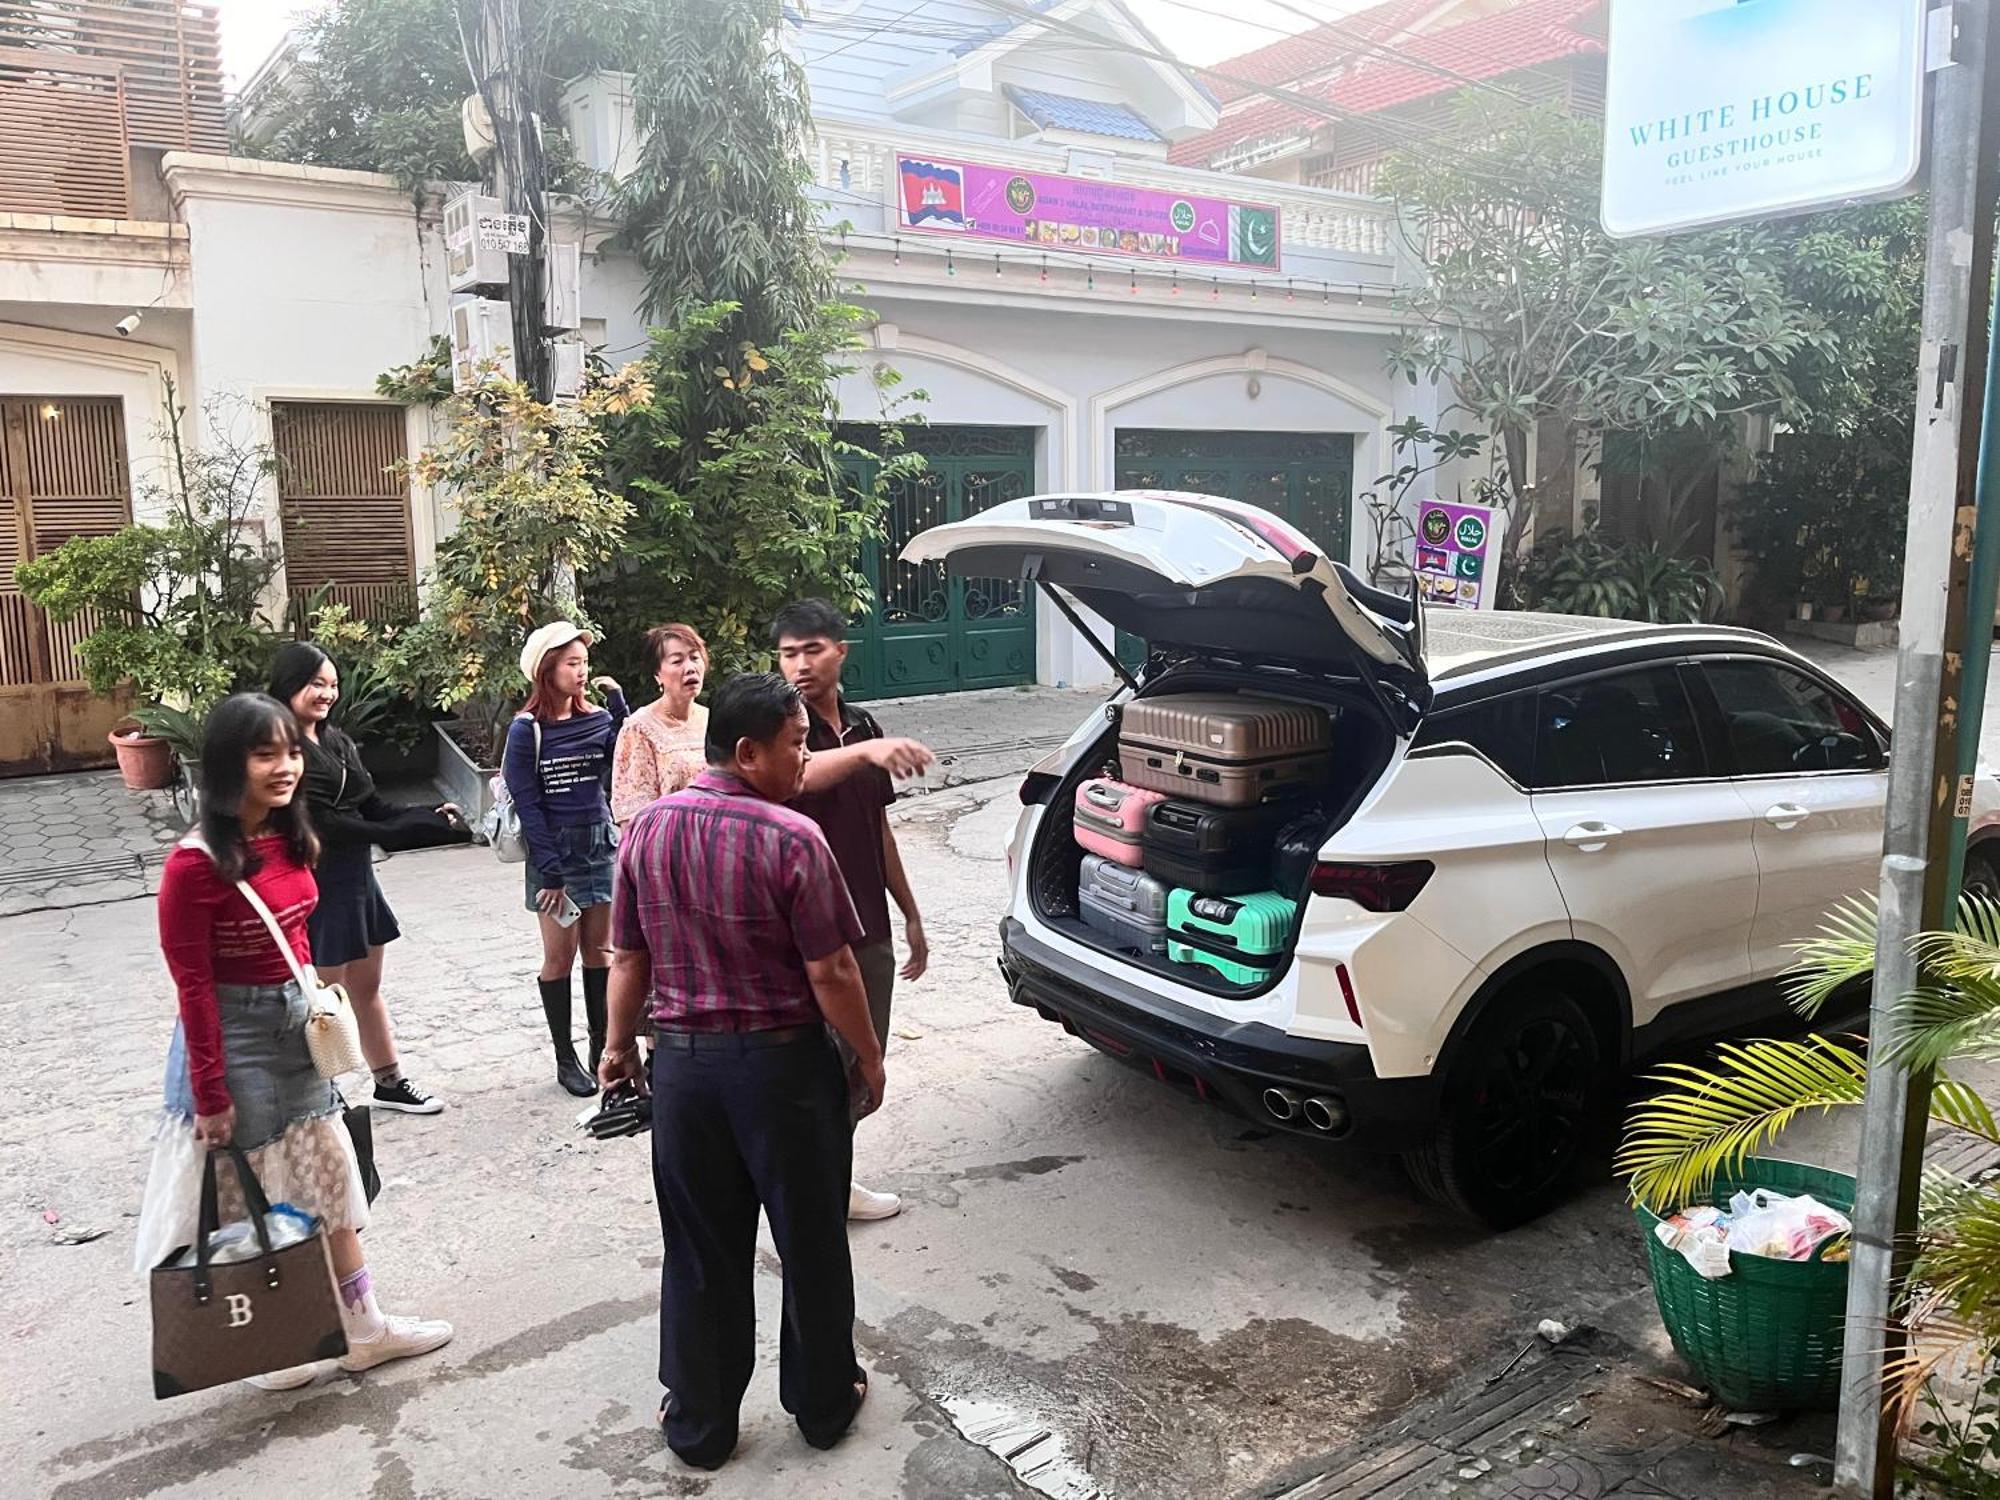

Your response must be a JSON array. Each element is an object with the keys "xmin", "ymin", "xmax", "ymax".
[{"xmin": 384, "ymin": 362, "xmax": 649, "ymax": 742}]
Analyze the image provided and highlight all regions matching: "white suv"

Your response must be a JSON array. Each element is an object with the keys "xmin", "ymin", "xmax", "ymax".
[{"xmin": 907, "ymin": 491, "xmax": 1995, "ymax": 1226}]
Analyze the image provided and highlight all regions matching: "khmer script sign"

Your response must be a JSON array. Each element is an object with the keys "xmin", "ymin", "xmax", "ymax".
[
  {"xmin": 896, "ymin": 154, "xmax": 1281, "ymax": 270},
  {"xmin": 1601, "ymin": 0, "xmax": 1926, "ymax": 237}
]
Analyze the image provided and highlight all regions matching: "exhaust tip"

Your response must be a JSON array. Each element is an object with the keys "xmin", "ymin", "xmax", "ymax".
[
  {"xmin": 1302, "ymin": 1095, "xmax": 1349, "ymax": 1134},
  {"xmin": 1262, "ymin": 1087, "xmax": 1301, "ymax": 1122}
]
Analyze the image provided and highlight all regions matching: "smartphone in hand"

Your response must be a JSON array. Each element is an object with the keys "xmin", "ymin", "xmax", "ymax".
[{"xmin": 552, "ymin": 889, "xmax": 583, "ymax": 928}]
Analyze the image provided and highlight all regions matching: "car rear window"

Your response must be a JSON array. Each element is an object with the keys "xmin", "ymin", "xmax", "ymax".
[
  {"xmin": 1538, "ymin": 666, "xmax": 1705, "ymax": 787},
  {"xmin": 1415, "ymin": 695, "xmax": 1539, "ymax": 785}
]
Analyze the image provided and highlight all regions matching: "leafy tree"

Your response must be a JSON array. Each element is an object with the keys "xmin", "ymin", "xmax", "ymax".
[
  {"xmin": 238, "ymin": 0, "xmax": 612, "ymax": 191},
  {"xmin": 385, "ymin": 362, "xmax": 648, "ymax": 743},
  {"xmin": 596, "ymin": 302, "xmax": 920, "ymax": 683},
  {"xmin": 1378, "ymin": 103, "xmax": 1922, "ymax": 571},
  {"xmin": 17, "ymin": 380, "xmax": 281, "ymax": 710},
  {"xmin": 1731, "ymin": 417, "xmax": 1911, "ymax": 619}
]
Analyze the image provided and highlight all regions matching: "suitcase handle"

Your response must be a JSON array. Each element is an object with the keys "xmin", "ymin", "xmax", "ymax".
[
  {"xmin": 1153, "ymin": 804, "xmax": 1200, "ymax": 830},
  {"xmin": 1083, "ymin": 784, "xmax": 1124, "ymax": 810}
]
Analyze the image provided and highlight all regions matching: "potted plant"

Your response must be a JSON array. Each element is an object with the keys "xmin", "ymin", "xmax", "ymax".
[
  {"xmin": 1617, "ymin": 898, "xmax": 2000, "ymax": 1452},
  {"xmin": 15, "ymin": 377, "xmax": 282, "ymax": 796},
  {"xmin": 107, "ymin": 718, "xmax": 174, "ymax": 790}
]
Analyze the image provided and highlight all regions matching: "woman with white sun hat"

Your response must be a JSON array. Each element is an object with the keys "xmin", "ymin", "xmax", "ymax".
[{"xmin": 501, "ymin": 620, "xmax": 628, "ymax": 1096}]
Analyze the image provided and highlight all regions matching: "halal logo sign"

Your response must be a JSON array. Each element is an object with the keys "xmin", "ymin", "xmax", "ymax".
[
  {"xmin": 1170, "ymin": 200, "xmax": 1197, "ymax": 234},
  {"xmin": 1455, "ymin": 514, "xmax": 1487, "ymax": 550},
  {"xmin": 1420, "ymin": 507, "xmax": 1451, "ymax": 546},
  {"xmin": 1005, "ymin": 176, "xmax": 1037, "ymax": 215}
]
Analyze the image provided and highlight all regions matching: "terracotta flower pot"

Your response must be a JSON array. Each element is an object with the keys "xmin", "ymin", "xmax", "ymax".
[{"xmin": 108, "ymin": 726, "xmax": 174, "ymax": 790}]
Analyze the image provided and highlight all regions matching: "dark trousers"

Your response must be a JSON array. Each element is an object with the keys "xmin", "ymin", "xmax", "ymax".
[{"xmin": 649, "ymin": 1028, "xmax": 858, "ymax": 1466}]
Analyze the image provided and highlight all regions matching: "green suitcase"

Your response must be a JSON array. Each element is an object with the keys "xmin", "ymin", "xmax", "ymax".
[{"xmin": 1167, "ymin": 888, "xmax": 1297, "ymax": 985}]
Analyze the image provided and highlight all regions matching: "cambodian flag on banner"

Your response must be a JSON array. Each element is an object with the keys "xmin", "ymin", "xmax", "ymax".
[{"xmin": 899, "ymin": 158, "xmax": 967, "ymax": 229}]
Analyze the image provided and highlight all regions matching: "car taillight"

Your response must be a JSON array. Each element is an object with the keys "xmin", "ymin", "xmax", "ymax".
[{"xmin": 1309, "ymin": 860, "xmax": 1434, "ymax": 911}]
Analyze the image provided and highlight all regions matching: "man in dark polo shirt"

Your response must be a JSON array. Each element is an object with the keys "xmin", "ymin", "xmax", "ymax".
[
  {"xmin": 771, "ymin": 598, "xmax": 933, "ymax": 1223},
  {"xmin": 598, "ymin": 673, "xmax": 886, "ymax": 1471}
]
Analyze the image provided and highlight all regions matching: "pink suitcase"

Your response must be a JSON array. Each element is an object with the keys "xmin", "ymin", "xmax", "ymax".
[{"xmin": 1073, "ymin": 777, "xmax": 1164, "ymax": 867}]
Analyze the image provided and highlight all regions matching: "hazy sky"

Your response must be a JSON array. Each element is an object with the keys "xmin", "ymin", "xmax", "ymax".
[{"xmin": 214, "ymin": 0, "xmax": 1356, "ymax": 89}]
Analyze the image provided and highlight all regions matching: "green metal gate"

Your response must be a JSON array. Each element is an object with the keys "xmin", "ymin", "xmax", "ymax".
[
  {"xmin": 1112, "ymin": 428, "xmax": 1355, "ymax": 667},
  {"xmin": 839, "ymin": 426, "xmax": 1037, "ymax": 701}
]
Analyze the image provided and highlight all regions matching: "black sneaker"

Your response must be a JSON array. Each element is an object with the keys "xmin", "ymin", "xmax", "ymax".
[{"xmin": 373, "ymin": 1076, "xmax": 444, "ymax": 1115}]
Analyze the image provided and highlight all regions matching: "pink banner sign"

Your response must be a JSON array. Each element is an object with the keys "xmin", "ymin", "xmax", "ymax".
[{"xmin": 896, "ymin": 153, "xmax": 1281, "ymax": 271}]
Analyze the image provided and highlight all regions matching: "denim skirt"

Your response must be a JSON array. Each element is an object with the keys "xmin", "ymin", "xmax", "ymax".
[
  {"xmin": 524, "ymin": 820, "xmax": 618, "ymax": 911},
  {"xmin": 309, "ymin": 841, "xmax": 401, "ymax": 967},
  {"xmin": 162, "ymin": 981, "xmax": 340, "ymax": 1150}
]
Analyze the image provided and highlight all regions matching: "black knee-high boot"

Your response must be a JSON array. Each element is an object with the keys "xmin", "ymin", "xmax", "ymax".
[
  {"xmin": 539, "ymin": 975, "xmax": 597, "ymax": 1097},
  {"xmin": 582, "ymin": 965, "xmax": 609, "ymax": 1076}
]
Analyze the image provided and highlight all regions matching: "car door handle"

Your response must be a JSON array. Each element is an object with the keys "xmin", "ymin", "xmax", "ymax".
[
  {"xmin": 1764, "ymin": 803, "xmax": 1812, "ymax": 830},
  {"xmin": 1562, "ymin": 821, "xmax": 1623, "ymax": 852}
]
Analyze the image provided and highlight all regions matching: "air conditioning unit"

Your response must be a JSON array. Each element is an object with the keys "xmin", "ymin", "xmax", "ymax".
[
  {"xmin": 544, "ymin": 237, "xmax": 582, "ymax": 331},
  {"xmin": 551, "ymin": 341, "xmax": 586, "ymax": 401},
  {"xmin": 444, "ymin": 191, "xmax": 508, "ymax": 291},
  {"xmin": 451, "ymin": 297, "xmax": 515, "ymax": 390},
  {"xmin": 561, "ymin": 72, "xmax": 639, "ymax": 182}
]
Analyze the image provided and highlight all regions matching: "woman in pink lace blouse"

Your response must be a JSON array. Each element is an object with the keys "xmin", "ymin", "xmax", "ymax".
[{"xmin": 611, "ymin": 623, "xmax": 711, "ymax": 826}]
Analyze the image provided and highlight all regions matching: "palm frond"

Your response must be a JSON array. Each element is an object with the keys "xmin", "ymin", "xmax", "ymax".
[
  {"xmin": 1930, "ymin": 1077, "xmax": 2000, "ymax": 1146},
  {"xmin": 1911, "ymin": 1178, "xmax": 2000, "ymax": 1324},
  {"xmin": 1785, "ymin": 896, "xmax": 1883, "ymax": 1017},
  {"xmin": 1617, "ymin": 1035, "xmax": 1868, "ymax": 1212},
  {"xmin": 1881, "ymin": 1312, "xmax": 1994, "ymax": 1436},
  {"xmin": 1882, "ymin": 975, "xmax": 2000, "ymax": 1073},
  {"xmin": 1951, "ymin": 890, "xmax": 2000, "ymax": 951}
]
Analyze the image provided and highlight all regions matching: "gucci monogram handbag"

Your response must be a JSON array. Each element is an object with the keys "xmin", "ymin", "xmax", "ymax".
[{"xmin": 150, "ymin": 1146, "xmax": 348, "ymax": 1398}]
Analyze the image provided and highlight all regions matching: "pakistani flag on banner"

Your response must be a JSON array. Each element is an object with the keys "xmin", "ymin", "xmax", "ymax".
[{"xmin": 1229, "ymin": 204, "xmax": 1278, "ymax": 268}]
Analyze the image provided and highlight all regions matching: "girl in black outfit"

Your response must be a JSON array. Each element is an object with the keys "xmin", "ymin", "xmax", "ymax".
[{"xmin": 269, "ymin": 643, "xmax": 471, "ymax": 1113}]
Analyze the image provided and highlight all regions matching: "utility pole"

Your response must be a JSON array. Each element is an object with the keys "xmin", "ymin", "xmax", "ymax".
[
  {"xmin": 1834, "ymin": 2, "xmax": 2000, "ymax": 1494},
  {"xmin": 479, "ymin": 0, "xmax": 551, "ymax": 402}
]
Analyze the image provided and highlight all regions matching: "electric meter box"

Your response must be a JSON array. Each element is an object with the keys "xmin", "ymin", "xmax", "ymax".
[
  {"xmin": 551, "ymin": 341, "xmax": 587, "ymax": 400},
  {"xmin": 451, "ymin": 297, "xmax": 516, "ymax": 390},
  {"xmin": 544, "ymin": 238, "xmax": 582, "ymax": 331},
  {"xmin": 444, "ymin": 191, "xmax": 508, "ymax": 291}
]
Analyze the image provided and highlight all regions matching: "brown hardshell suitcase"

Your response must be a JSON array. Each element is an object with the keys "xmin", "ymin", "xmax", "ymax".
[{"xmin": 1117, "ymin": 694, "xmax": 1332, "ymax": 807}]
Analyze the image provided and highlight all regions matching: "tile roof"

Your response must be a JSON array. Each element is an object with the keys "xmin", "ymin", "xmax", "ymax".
[
  {"xmin": 1198, "ymin": 0, "xmax": 1444, "ymax": 104},
  {"xmin": 1171, "ymin": 0, "xmax": 1604, "ymax": 167},
  {"xmin": 1004, "ymin": 84, "xmax": 1164, "ymax": 142}
]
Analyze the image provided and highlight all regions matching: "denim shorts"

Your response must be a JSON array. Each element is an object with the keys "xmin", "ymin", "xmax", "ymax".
[
  {"xmin": 525, "ymin": 820, "xmax": 618, "ymax": 911},
  {"xmin": 162, "ymin": 981, "xmax": 340, "ymax": 1150}
]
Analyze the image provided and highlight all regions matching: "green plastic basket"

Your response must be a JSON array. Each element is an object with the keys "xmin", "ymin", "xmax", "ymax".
[{"xmin": 1632, "ymin": 1156, "xmax": 1855, "ymax": 1412}]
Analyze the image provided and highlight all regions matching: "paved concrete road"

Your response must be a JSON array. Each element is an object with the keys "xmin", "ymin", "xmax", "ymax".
[
  {"xmin": 7, "ymin": 775, "xmax": 1692, "ymax": 1500},
  {"xmin": 5, "ymin": 643, "xmax": 1994, "ymax": 1499}
]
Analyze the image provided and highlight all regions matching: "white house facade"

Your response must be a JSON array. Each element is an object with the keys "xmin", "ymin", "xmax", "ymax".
[{"xmin": 0, "ymin": 0, "xmax": 1452, "ymax": 774}]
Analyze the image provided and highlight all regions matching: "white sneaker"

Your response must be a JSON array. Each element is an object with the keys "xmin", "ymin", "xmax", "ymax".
[
  {"xmin": 337, "ymin": 1314, "xmax": 455, "ymax": 1373},
  {"xmin": 245, "ymin": 1361, "xmax": 329, "ymax": 1391},
  {"xmin": 847, "ymin": 1183, "xmax": 902, "ymax": 1222}
]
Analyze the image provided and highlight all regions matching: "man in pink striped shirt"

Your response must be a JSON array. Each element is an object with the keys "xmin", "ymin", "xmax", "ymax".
[{"xmin": 599, "ymin": 673, "xmax": 885, "ymax": 1471}]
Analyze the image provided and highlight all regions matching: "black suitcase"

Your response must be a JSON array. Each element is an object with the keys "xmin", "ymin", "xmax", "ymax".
[{"xmin": 1141, "ymin": 797, "xmax": 1298, "ymax": 896}]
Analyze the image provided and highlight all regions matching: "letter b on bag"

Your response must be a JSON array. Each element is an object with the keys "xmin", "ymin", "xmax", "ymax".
[{"xmin": 226, "ymin": 1294, "xmax": 254, "ymax": 1329}]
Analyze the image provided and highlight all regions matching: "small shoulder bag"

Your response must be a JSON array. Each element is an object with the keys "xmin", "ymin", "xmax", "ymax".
[{"xmin": 483, "ymin": 717, "xmax": 541, "ymax": 863}]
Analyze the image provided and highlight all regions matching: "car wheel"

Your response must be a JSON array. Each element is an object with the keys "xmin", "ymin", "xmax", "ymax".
[
  {"xmin": 1403, "ymin": 987, "xmax": 1602, "ymax": 1230},
  {"xmin": 1964, "ymin": 845, "xmax": 2000, "ymax": 907}
]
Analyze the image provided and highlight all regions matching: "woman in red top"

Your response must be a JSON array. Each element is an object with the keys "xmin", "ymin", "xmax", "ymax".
[{"xmin": 133, "ymin": 694, "xmax": 454, "ymax": 1389}]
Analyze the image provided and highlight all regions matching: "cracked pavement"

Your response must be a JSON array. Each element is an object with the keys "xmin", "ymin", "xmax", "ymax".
[{"xmin": 8, "ymin": 642, "xmax": 1988, "ymax": 1498}]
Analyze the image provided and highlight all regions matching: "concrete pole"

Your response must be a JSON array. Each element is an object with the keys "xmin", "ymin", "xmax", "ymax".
[
  {"xmin": 1833, "ymin": 3, "xmax": 2000, "ymax": 1494},
  {"xmin": 480, "ymin": 0, "xmax": 551, "ymax": 403}
]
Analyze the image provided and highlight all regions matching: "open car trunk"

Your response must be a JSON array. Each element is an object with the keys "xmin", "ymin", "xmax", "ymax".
[{"xmin": 1026, "ymin": 661, "xmax": 1401, "ymax": 998}]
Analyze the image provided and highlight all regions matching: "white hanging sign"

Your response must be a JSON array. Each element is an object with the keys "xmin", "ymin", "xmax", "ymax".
[
  {"xmin": 1601, "ymin": 0, "xmax": 1927, "ymax": 238},
  {"xmin": 476, "ymin": 211, "xmax": 531, "ymax": 255}
]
